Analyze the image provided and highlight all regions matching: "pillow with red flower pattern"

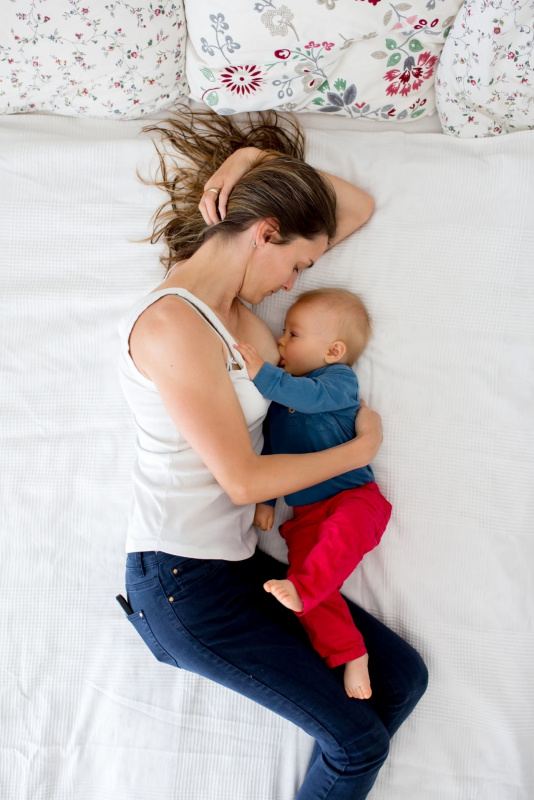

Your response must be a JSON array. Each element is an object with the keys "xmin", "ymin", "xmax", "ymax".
[
  {"xmin": 184, "ymin": 0, "xmax": 463, "ymax": 122},
  {"xmin": 435, "ymin": 0, "xmax": 534, "ymax": 136},
  {"xmin": 0, "ymin": 0, "xmax": 188, "ymax": 117}
]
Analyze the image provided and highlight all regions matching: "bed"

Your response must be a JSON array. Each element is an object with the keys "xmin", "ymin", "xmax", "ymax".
[{"xmin": 1, "ymin": 1, "xmax": 533, "ymax": 799}]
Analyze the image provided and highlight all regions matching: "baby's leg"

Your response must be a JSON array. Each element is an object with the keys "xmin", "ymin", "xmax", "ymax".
[
  {"xmin": 285, "ymin": 485, "xmax": 392, "ymax": 615},
  {"xmin": 298, "ymin": 588, "xmax": 370, "ymax": 698},
  {"xmin": 263, "ymin": 501, "xmax": 319, "ymax": 613}
]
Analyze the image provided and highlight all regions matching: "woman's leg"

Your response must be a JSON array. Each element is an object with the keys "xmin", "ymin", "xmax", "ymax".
[
  {"xmin": 306, "ymin": 596, "xmax": 429, "ymax": 775},
  {"xmin": 342, "ymin": 598, "xmax": 429, "ymax": 738},
  {"xmin": 124, "ymin": 549, "xmax": 426, "ymax": 800},
  {"xmin": 252, "ymin": 550, "xmax": 428, "ymax": 765}
]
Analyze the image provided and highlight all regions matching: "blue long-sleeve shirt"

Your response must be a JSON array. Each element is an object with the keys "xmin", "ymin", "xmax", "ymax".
[{"xmin": 253, "ymin": 362, "xmax": 375, "ymax": 507}]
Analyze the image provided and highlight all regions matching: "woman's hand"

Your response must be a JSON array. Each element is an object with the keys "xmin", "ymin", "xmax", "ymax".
[
  {"xmin": 354, "ymin": 399, "xmax": 383, "ymax": 463},
  {"xmin": 199, "ymin": 146, "xmax": 265, "ymax": 225}
]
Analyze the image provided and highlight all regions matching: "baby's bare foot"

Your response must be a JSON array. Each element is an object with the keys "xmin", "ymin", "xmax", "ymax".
[
  {"xmin": 344, "ymin": 654, "xmax": 372, "ymax": 700},
  {"xmin": 263, "ymin": 579, "xmax": 303, "ymax": 613}
]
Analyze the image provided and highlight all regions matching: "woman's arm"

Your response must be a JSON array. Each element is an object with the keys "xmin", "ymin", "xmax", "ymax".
[
  {"xmin": 130, "ymin": 298, "xmax": 382, "ymax": 506},
  {"xmin": 199, "ymin": 147, "xmax": 375, "ymax": 245},
  {"xmin": 319, "ymin": 170, "xmax": 375, "ymax": 248}
]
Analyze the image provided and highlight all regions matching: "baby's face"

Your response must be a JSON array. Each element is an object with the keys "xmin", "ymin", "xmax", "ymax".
[{"xmin": 277, "ymin": 303, "xmax": 337, "ymax": 376}]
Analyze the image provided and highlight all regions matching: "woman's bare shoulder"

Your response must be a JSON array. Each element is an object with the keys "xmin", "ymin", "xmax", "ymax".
[
  {"xmin": 234, "ymin": 301, "xmax": 279, "ymax": 365},
  {"xmin": 131, "ymin": 294, "xmax": 202, "ymax": 339},
  {"xmin": 129, "ymin": 294, "xmax": 224, "ymax": 379}
]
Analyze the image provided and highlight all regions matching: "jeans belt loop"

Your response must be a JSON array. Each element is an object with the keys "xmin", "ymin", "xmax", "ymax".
[{"xmin": 133, "ymin": 552, "xmax": 145, "ymax": 577}]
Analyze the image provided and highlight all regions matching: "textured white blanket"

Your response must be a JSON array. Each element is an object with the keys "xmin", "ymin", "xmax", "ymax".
[{"xmin": 1, "ymin": 114, "xmax": 533, "ymax": 800}]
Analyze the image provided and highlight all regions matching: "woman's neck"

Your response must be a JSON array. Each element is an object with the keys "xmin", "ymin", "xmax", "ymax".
[{"xmin": 162, "ymin": 236, "xmax": 248, "ymax": 323}]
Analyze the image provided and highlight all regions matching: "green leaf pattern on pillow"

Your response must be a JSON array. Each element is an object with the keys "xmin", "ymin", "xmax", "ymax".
[{"xmin": 186, "ymin": 1, "xmax": 463, "ymax": 121}]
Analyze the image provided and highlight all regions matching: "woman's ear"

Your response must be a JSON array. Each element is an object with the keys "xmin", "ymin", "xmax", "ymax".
[
  {"xmin": 256, "ymin": 217, "xmax": 281, "ymax": 245},
  {"xmin": 324, "ymin": 341, "xmax": 347, "ymax": 364}
]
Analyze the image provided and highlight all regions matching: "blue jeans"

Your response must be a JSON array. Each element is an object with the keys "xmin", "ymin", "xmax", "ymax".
[{"xmin": 124, "ymin": 549, "xmax": 428, "ymax": 800}]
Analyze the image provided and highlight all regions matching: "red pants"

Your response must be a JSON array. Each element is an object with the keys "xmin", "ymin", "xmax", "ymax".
[{"xmin": 280, "ymin": 483, "xmax": 392, "ymax": 668}]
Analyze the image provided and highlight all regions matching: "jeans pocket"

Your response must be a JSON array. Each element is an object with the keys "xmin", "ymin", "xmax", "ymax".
[
  {"xmin": 126, "ymin": 608, "xmax": 180, "ymax": 668},
  {"xmin": 162, "ymin": 556, "xmax": 226, "ymax": 595}
]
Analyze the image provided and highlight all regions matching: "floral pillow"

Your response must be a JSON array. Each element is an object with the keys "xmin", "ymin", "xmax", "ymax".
[
  {"xmin": 435, "ymin": 0, "xmax": 534, "ymax": 136},
  {"xmin": 0, "ymin": 0, "xmax": 188, "ymax": 117},
  {"xmin": 184, "ymin": 0, "xmax": 463, "ymax": 122}
]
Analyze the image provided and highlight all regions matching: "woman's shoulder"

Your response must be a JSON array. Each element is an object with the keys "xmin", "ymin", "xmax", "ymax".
[
  {"xmin": 129, "ymin": 293, "xmax": 225, "ymax": 379},
  {"xmin": 133, "ymin": 292, "xmax": 204, "ymax": 335}
]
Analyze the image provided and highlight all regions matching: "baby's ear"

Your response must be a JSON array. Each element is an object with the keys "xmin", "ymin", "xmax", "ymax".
[{"xmin": 324, "ymin": 340, "xmax": 347, "ymax": 364}]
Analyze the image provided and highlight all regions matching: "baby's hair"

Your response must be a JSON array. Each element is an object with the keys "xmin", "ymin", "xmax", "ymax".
[{"xmin": 293, "ymin": 288, "xmax": 372, "ymax": 364}]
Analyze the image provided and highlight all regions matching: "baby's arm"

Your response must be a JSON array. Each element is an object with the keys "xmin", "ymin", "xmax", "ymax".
[{"xmin": 235, "ymin": 342, "xmax": 357, "ymax": 413}]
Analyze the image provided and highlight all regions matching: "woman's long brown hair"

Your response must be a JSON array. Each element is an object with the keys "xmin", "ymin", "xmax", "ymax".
[{"xmin": 142, "ymin": 105, "xmax": 337, "ymax": 272}]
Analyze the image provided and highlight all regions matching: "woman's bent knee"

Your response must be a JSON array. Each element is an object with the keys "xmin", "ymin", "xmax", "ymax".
[
  {"xmin": 345, "ymin": 722, "xmax": 390, "ymax": 773},
  {"xmin": 407, "ymin": 650, "xmax": 429, "ymax": 705},
  {"xmin": 344, "ymin": 720, "xmax": 390, "ymax": 776},
  {"xmin": 323, "ymin": 717, "xmax": 390, "ymax": 777},
  {"xmin": 388, "ymin": 649, "xmax": 428, "ymax": 737}
]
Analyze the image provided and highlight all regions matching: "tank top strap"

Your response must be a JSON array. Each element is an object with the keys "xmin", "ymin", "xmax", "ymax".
[{"xmin": 119, "ymin": 287, "xmax": 243, "ymax": 372}]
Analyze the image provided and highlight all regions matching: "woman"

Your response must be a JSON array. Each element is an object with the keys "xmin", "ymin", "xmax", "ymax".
[{"xmin": 119, "ymin": 108, "xmax": 428, "ymax": 800}]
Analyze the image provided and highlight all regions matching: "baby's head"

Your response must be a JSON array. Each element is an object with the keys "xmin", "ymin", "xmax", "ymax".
[{"xmin": 277, "ymin": 288, "xmax": 371, "ymax": 376}]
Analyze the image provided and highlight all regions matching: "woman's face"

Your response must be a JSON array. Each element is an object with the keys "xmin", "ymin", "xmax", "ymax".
[{"xmin": 244, "ymin": 233, "xmax": 329, "ymax": 305}]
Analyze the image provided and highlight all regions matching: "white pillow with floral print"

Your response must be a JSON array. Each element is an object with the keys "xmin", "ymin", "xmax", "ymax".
[
  {"xmin": 0, "ymin": 0, "xmax": 188, "ymax": 117},
  {"xmin": 184, "ymin": 0, "xmax": 463, "ymax": 123},
  {"xmin": 435, "ymin": 0, "xmax": 534, "ymax": 137}
]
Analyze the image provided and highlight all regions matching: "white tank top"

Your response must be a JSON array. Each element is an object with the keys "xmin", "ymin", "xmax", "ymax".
[{"xmin": 118, "ymin": 288, "xmax": 270, "ymax": 560}]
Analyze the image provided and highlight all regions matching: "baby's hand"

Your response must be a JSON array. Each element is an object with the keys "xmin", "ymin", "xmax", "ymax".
[
  {"xmin": 254, "ymin": 503, "xmax": 274, "ymax": 531},
  {"xmin": 234, "ymin": 341, "xmax": 265, "ymax": 380}
]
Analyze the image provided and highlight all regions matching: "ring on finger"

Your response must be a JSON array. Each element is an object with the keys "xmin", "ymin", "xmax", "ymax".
[{"xmin": 204, "ymin": 188, "xmax": 220, "ymax": 196}]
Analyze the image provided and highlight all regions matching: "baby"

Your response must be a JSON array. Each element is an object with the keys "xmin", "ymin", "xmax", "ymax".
[{"xmin": 234, "ymin": 288, "xmax": 391, "ymax": 700}]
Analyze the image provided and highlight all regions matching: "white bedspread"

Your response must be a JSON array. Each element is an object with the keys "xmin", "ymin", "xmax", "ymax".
[{"xmin": 1, "ymin": 113, "xmax": 533, "ymax": 800}]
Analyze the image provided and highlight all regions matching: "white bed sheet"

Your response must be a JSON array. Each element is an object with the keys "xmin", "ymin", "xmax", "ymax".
[{"xmin": 1, "ymin": 112, "xmax": 533, "ymax": 800}]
